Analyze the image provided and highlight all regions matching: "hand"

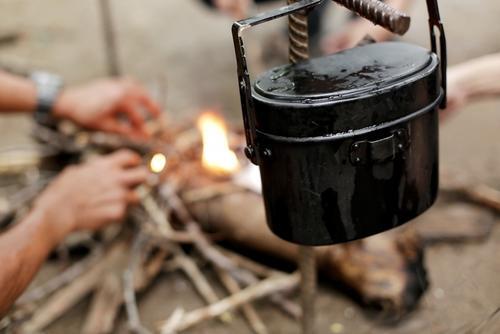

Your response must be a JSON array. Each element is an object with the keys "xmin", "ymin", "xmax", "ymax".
[
  {"xmin": 54, "ymin": 78, "xmax": 161, "ymax": 139},
  {"xmin": 214, "ymin": 0, "xmax": 251, "ymax": 20},
  {"xmin": 33, "ymin": 150, "xmax": 149, "ymax": 244}
]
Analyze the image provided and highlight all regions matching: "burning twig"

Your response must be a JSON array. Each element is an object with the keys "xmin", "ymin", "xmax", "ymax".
[{"xmin": 159, "ymin": 272, "xmax": 300, "ymax": 333}]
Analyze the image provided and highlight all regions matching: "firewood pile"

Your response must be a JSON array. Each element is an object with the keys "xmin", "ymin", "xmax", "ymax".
[{"xmin": 0, "ymin": 114, "xmax": 498, "ymax": 334}]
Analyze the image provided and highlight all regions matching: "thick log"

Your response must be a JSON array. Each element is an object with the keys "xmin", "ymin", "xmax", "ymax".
[
  {"xmin": 415, "ymin": 203, "xmax": 495, "ymax": 244},
  {"xmin": 186, "ymin": 191, "xmax": 428, "ymax": 315}
]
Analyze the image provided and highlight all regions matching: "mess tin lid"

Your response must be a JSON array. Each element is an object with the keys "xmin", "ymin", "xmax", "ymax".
[{"xmin": 252, "ymin": 42, "xmax": 441, "ymax": 138}]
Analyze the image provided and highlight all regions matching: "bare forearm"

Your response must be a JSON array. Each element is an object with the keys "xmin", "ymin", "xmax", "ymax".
[
  {"xmin": 448, "ymin": 53, "xmax": 500, "ymax": 100},
  {"xmin": 0, "ymin": 71, "xmax": 37, "ymax": 112},
  {"xmin": 0, "ymin": 206, "xmax": 64, "ymax": 316}
]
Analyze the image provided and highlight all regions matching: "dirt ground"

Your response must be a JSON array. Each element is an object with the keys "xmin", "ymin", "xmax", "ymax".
[{"xmin": 0, "ymin": 0, "xmax": 499, "ymax": 333}]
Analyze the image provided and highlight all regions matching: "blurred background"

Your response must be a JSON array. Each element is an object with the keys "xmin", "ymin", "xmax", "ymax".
[{"xmin": 0, "ymin": 0, "xmax": 499, "ymax": 333}]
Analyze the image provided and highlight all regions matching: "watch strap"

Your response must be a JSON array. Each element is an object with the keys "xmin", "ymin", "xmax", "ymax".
[{"xmin": 30, "ymin": 71, "xmax": 63, "ymax": 126}]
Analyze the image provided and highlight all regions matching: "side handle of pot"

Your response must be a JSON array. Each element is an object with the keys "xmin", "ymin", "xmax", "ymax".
[
  {"xmin": 350, "ymin": 129, "xmax": 410, "ymax": 165},
  {"xmin": 232, "ymin": 0, "xmax": 323, "ymax": 165}
]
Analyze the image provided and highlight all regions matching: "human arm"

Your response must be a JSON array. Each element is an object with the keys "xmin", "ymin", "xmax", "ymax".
[
  {"xmin": 0, "ymin": 71, "xmax": 38, "ymax": 112},
  {"xmin": 0, "ymin": 71, "xmax": 161, "ymax": 139},
  {"xmin": 0, "ymin": 150, "xmax": 149, "ymax": 316},
  {"xmin": 322, "ymin": 0, "xmax": 413, "ymax": 54},
  {"xmin": 444, "ymin": 53, "xmax": 500, "ymax": 117}
]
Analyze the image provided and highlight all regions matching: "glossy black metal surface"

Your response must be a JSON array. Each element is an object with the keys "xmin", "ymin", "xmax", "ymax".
[
  {"xmin": 257, "ymin": 99, "xmax": 440, "ymax": 245},
  {"xmin": 253, "ymin": 42, "xmax": 440, "ymax": 138},
  {"xmin": 251, "ymin": 42, "xmax": 442, "ymax": 245},
  {"xmin": 232, "ymin": 0, "xmax": 447, "ymax": 246}
]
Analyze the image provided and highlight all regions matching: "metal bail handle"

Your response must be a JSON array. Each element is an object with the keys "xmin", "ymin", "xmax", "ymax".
[
  {"xmin": 232, "ymin": 0, "xmax": 447, "ymax": 164},
  {"xmin": 426, "ymin": 0, "xmax": 447, "ymax": 108},
  {"xmin": 232, "ymin": 0, "xmax": 323, "ymax": 165}
]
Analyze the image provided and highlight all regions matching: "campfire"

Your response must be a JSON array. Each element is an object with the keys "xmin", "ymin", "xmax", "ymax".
[
  {"xmin": 0, "ymin": 114, "xmax": 498, "ymax": 334},
  {"xmin": 197, "ymin": 111, "xmax": 240, "ymax": 176}
]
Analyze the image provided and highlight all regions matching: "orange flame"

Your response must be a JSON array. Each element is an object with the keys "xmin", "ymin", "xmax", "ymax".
[{"xmin": 197, "ymin": 111, "xmax": 240, "ymax": 175}]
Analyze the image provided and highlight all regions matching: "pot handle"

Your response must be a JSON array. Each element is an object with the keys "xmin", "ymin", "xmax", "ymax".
[
  {"xmin": 426, "ymin": 0, "xmax": 447, "ymax": 108},
  {"xmin": 232, "ymin": 0, "xmax": 323, "ymax": 165},
  {"xmin": 232, "ymin": 0, "xmax": 447, "ymax": 164}
]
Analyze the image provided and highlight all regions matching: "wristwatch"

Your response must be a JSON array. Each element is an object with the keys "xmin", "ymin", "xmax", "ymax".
[{"xmin": 30, "ymin": 71, "xmax": 63, "ymax": 125}]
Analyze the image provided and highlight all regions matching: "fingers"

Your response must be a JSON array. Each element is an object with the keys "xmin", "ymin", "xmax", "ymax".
[
  {"xmin": 136, "ymin": 90, "xmax": 161, "ymax": 118},
  {"xmin": 122, "ymin": 79, "xmax": 161, "ymax": 118},
  {"xmin": 119, "ymin": 166, "xmax": 149, "ymax": 187},
  {"xmin": 114, "ymin": 83, "xmax": 162, "ymax": 138},
  {"xmin": 99, "ymin": 119, "xmax": 138, "ymax": 138},
  {"xmin": 98, "ymin": 150, "xmax": 150, "ymax": 190},
  {"xmin": 106, "ymin": 149, "xmax": 143, "ymax": 168},
  {"xmin": 119, "ymin": 100, "xmax": 148, "ymax": 137}
]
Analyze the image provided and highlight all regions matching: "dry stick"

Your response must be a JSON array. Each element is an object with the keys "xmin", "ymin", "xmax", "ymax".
[
  {"xmin": 17, "ymin": 247, "xmax": 103, "ymax": 306},
  {"xmin": 160, "ymin": 184, "xmax": 255, "ymax": 284},
  {"xmin": 138, "ymin": 189, "xmax": 193, "ymax": 243},
  {"xmin": 173, "ymin": 251, "xmax": 234, "ymax": 324},
  {"xmin": 21, "ymin": 241, "xmax": 129, "ymax": 333},
  {"xmin": 165, "ymin": 185, "xmax": 301, "ymax": 319},
  {"xmin": 123, "ymin": 233, "xmax": 152, "ymax": 334},
  {"xmin": 174, "ymin": 253, "xmax": 220, "ymax": 306},
  {"xmin": 287, "ymin": 1, "xmax": 317, "ymax": 332},
  {"xmin": 216, "ymin": 246, "xmax": 283, "ymax": 278},
  {"xmin": 98, "ymin": 0, "xmax": 120, "ymax": 76},
  {"xmin": 464, "ymin": 185, "xmax": 500, "ymax": 213},
  {"xmin": 1, "ymin": 176, "xmax": 51, "ymax": 229},
  {"xmin": 81, "ymin": 274, "xmax": 123, "ymax": 334},
  {"xmin": 298, "ymin": 247, "xmax": 316, "ymax": 334},
  {"xmin": 441, "ymin": 171, "xmax": 500, "ymax": 213},
  {"xmin": 82, "ymin": 245, "xmax": 169, "ymax": 334},
  {"xmin": 216, "ymin": 246, "xmax": 302, "ymax": 319},
  {"xmin": 159, "ymin": 272, "xmax": 300, "ymax": 333},
  {"xmin": 181, "ymin": 183, "xmax": 245, "ymax": 204},
  {"xmin": 0, "ymin": 31, "xmax": 21, "ymax": 46},
  {"xmin": 214, "ymin": 266, "xmax": 268, "ymax": 334},
  {"xmin": 144, "ymin": 184, "xmax": 300, "ymax": 322},
  {"xmin": 137, "ymin": 193, "xmax": 230, "ymax": 321}
]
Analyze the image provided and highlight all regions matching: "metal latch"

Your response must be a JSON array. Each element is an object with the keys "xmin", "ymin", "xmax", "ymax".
[{"xmin": 350, "ymin": 129, "xmax": 409, "ymax": 165}]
